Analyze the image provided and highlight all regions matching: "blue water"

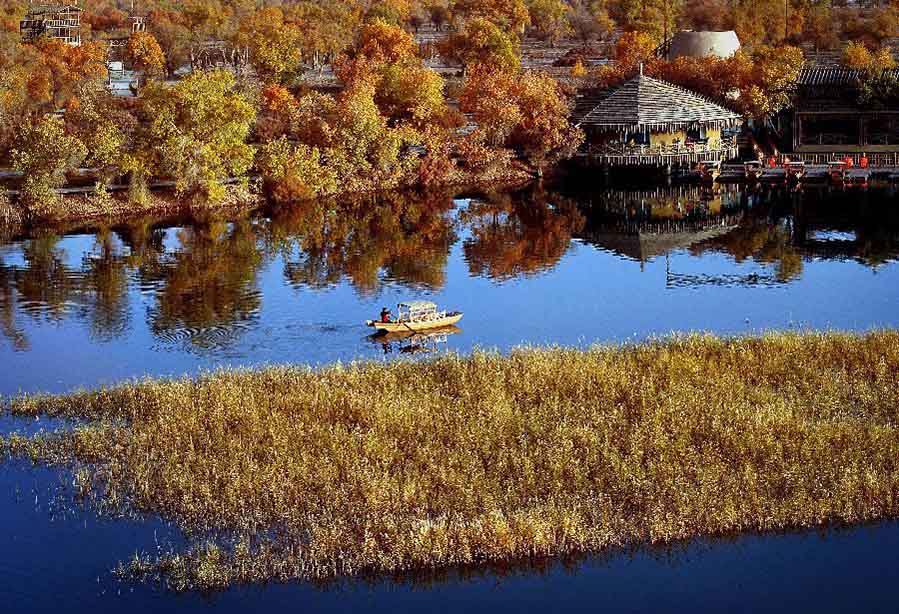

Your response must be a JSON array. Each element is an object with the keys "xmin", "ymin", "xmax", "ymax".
[{"xmin": 1, "ymin": 182, "xmax": 898, "ymax": 611}]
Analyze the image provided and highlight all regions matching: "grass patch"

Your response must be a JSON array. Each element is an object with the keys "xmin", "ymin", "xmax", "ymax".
[{"xmin": 4, "ymin": 331, "xmax": 899, "ymax": 590}]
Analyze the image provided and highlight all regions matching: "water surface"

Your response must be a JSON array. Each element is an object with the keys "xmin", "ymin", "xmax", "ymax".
[
  {"xmin": 2, "ymin": 183, "xmax": 897, "ymax": 395},
  {"xmin": 2, "ymin": 182, "xmax": 899, "ymax": 612}
]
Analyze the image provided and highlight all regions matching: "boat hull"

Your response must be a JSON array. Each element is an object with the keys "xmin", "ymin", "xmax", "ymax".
[{"xmin": 367, "ymin": 312, "xmax": 463, "ymax": 333}]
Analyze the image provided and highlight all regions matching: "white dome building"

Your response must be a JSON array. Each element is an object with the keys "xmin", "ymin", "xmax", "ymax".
[{"xmin": 667, "ymin": 31, "xmax": 741, "ymax": 61}]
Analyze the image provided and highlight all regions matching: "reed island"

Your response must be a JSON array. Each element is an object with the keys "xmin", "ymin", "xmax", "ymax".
[{"xmin": 2, "ymin": 331, "xmax": 898, "ymax": 591}]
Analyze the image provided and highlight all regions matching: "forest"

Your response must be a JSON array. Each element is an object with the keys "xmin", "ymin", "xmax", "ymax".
[{"xmin": 0, "ymin": 0, "xmax": 897, "ymax": 217}]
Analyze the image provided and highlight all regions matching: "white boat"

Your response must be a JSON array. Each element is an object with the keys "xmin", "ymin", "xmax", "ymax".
[{"xmin": 366, "ymin": 301, "xmax": 463, "ymax": 333}]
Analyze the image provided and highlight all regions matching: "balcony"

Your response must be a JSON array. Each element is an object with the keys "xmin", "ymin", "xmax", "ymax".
[{"xmin": 584, "ymin": 135, "xmax": 739, "ymax": 165}]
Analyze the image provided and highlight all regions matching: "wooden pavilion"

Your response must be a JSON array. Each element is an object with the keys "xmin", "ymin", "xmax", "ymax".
[{"xmin": 574, "ymin": 69, "xmax": 742, "ymax": 168}]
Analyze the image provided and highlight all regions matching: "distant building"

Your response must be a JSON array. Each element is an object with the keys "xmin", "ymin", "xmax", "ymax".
[
  {"xmin": 20, "ymin": 3, "xmax": 82, "ymax": 47},
  {"xmin": 666, "ymin": 31, "xmax": 741, "ymax": 61},
  {"xmin": 779, "ymin": 66, "xmax": 899, "ymax": 163},
  {"xmin": 574, "ymin": 69, "xmax": 742, "ymax": 168}
]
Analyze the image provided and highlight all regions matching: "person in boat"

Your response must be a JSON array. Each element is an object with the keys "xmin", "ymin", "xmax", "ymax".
[{"xmin": 380, "ymin": 307, "xmax": 392, "ymax": 323}]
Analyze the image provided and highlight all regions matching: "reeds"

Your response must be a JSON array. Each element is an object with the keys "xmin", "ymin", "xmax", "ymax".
[
  {"xmin": 0, "ymin": 192, "xmax": 23, "ymax": 232},
  {"xmin": 5, "ymin": 331, "xmax": 899, "ymax": 590}
]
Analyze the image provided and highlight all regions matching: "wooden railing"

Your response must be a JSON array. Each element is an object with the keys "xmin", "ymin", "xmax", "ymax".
[{"xmin": 590, "ymin": 136, "xmax": 738, "ymax": 158}]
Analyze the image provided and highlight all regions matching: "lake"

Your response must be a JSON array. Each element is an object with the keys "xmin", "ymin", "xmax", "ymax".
[{"xmin": 2, "ymin": 181, "xmax": 899, "ymax": 612}]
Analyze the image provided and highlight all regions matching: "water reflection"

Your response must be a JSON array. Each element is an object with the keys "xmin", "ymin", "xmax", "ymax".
[
  {"xmin": 367, "ymin": 325, "xmax": 462, "ymax": 355},
  {"xmin": 147, "ymin": 220, "xmax": 265, "ymax": 351},
  {"xmin": 461, "ymin": 187, "xmax": 585, "ymax": 280},
  {"xmin": 0, "ymin": 184, "xmax": 898, "ymax": 357},
  {"xmin": 271, "ymin": 192, "xmax": 456, "ymax": 294}
]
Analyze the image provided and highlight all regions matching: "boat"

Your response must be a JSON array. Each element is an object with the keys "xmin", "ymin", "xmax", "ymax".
[
  {"xmin": 366, "ymin": 301, "xmax": 463, "ymax": 334},
  {"xmin": 845, "ymin": 168, "xmax": 870, "ymax": 188}
]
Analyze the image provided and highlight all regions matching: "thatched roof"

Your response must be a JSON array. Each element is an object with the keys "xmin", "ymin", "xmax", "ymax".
[{"xmin": 576, "ymin": 73, "xmax": 741, "ymax": 132}]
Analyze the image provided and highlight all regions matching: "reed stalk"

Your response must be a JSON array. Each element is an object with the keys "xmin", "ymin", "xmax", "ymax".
[{"xmin": 4, "ymin": 331, "xmax": 899, "ymax": 590}]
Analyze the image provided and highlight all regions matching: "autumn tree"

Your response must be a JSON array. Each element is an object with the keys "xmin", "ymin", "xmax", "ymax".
[
  {"xmin": 844, "ymin": 41, "xmax": 874, "ymax": 70},
  {"xmin": 11, "ymin": 116, "xmax": 87, "ymax": 212},
  {"xmin": 127, "ymin": 31, "xmax": 167, "ymax": 83},
  {"xmin": 568, "ymin": 0, "xmax": 615, "ymax": 45},
  {"xmin": 527, "ymin": 0, "xmax": 571, "ymax": 45},
  {"xmin": 425, "ymin": 0, "xmax": 451, "ymax": 29},
  {"xmin": 146, "ymin": 10, "xmax": 192, "ymax": 76},
  {"xmin": 443, "ymin": 17, "xmax": 521, "ymax": 72},
  {"xmin": 132, "ymin": 70, "xmax": 256, "ymax": 203},
  {"xmin": 802, "ymin": 1, "xmax": 839, "ymax": 51},
  {"xmin": 614, "ymin": 30, "xmax": 658, "ymax": 72},
  {"xmin": 610, "ymin": 0, "xmax": 682, "ymax": 41},
  {"xmin": 451, "ymin": 0, "xmax": 531, "ymax": 35},
  {"xmin": 329, "ymin": 80, "xmax": 421, "ymax": 190},
  {"xmin": 66, "ymin": 89, "xmax": 134, "ymax": 190},
  {"xmin": 649, "ymin": 45, "xmax": 803, "ymax": 120},
  {"xmin": 257, "ymin": 137, "xmax": 337, "ymax": 202},
  {"xmin": 83, "ymin": 5, "xmax": 129, "ymax": 33},
  {"xmin": 255, "ymin": 83, "xmax": 298, "ymax": 141},
  {"xmin": 234, "ymin": 7, "xmax": 304, "ymax": 84},
  {"xmin": 843, "ymin": 41, "xmax": 896, "ymax": 73},
  {"xmin": 365, "ymin": 0, "xmax": 413, "ymax": 26},
  {"xmin": 337, "ymin": 20, "xmax": 450, "ymax": 128},
  {"xmin": 290, "ymin": 0, "xmax": 360, "ymax": 71},
  {"xmin": 460, "ymin": 67, "xmax": 582, "ymax": 169}
]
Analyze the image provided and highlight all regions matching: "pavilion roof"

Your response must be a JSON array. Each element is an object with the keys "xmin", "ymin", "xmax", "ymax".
[{"xmin": 575, "ymin": 73, "xmax": 741, "ymax": 132}]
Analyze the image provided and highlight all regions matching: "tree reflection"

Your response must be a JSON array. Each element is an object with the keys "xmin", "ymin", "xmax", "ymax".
[
  {"xmin": 1, "ymin": 185, "xmax": 898, "ymax": 352},
  {"xmin": 148, "ymin": 219, "xmax": 266, "ymax": 350},
  {"xmin": 271, "ymin": 191, "xmax": 457, "ymax": 295},
  {"xmin": 13, "ymin": 235, "xmax": 78, "ymax": 322},
  {"xmin": 79, "ymin": 229, "xmax": 131, "ymax": 341},
  {"xmin": 461, "ymin": 186, "xmax": 585, "ymax": 280},
  {"xmin": 0, "ymin": 230, "xmax": 134, "ymax": 348},
  {"xmin": 0, "ymin": 265, "xmax": 28, "ymax": 351},
  {"xmin": 690, "ymin": 219, "xmax": 805, "ymax": 282}
]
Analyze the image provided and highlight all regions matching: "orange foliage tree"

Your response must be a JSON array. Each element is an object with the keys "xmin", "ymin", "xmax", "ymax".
[
  {"xmin": 127, "ymin": 31, "xmax": 167, "ymax": 83},
  {"xmin": 460, "ymin": 66, "xmax": 583, "ymax": 168}
]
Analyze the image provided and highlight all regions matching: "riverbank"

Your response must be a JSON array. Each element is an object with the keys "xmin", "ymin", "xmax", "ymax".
[
  {"xmin": 2, "ymin": 331, "xmax": 898, "ymax": 590},
  {"xmin": 0, "ymin": 164, "xmax": 534, "ymax": 236}
]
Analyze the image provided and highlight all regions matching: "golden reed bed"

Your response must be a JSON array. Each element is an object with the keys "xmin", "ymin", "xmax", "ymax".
[{"xmin": 2, "ymin": 332, "xmax": 898, "ymax": 590}]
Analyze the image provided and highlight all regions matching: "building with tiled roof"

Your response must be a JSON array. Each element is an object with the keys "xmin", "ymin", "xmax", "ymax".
[{"xmin": 780, "ymin": 65, "xmax": 899, "ymax": 161}]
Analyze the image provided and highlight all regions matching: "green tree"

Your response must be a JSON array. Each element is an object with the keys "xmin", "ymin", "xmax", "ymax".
[
  {"xmin": 11, "ymin": 115, "xmax": 87, "ymax": 213},
  {"xmin": 134, "ymin": 70, "xmax": 256, "ymax": 203}
]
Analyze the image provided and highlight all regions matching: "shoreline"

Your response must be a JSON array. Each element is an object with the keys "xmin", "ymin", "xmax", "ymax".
[
  {"xmin": 2, "ymin": 331, "xmax": 898, "ymax": 591},
  {"xmin": 0, "ymin": 166, "xmax": 535, "ymax": 236}
]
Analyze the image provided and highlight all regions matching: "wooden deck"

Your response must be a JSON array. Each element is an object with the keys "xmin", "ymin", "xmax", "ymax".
[
  {"xmin": 716, "ymin": 164, "xmax": 899, "ymax": 185},
  {"xmin": 576, "ymin": 145, "xmax": 740, "ymax": 168}
]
